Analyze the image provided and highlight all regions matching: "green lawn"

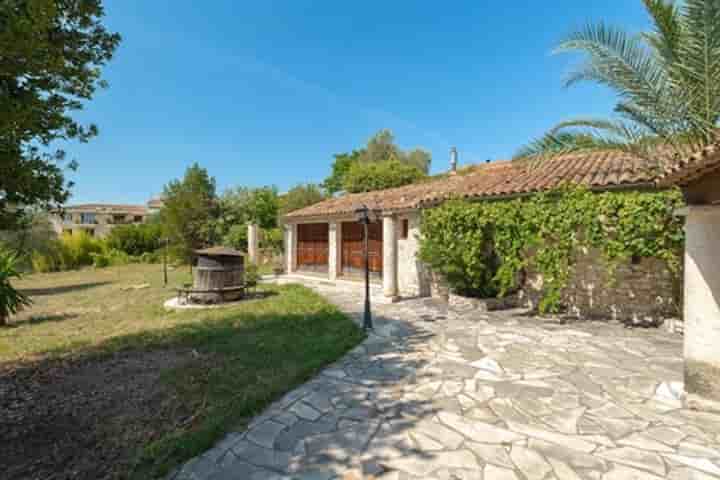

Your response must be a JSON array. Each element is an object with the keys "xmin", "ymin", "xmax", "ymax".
[{"xmin": 2, "ymin": 264, "xmax": 363, "ymax": 479}]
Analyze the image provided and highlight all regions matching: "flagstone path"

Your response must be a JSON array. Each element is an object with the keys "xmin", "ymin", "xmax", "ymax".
[{"xmin": 170, "ymin": 278, "xmax": 720, "ymax": 480}]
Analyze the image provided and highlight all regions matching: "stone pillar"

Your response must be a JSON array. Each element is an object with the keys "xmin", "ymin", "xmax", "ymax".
[
  {"xmin": 328, "ymin": 221, "xmax": 338, "ymax": 281},
  {"xmin": 248, "ymin": 223, "xmax": 260, "ymax": 264},
  {"xmin": 684, "ymin": 205, "xmax": 720, "ymax": 411},
  {"xmin": 383, "ymin": 215, "xmax": 399, "ymax": 299},
  {"xmin": 284, "ymin": 224, "xmax": 297, "ymax": 274}
]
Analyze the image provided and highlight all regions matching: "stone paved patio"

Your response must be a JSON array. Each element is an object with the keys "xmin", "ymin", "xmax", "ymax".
[{"xmin": 170, "ymin": 278, "xmax": 720, "ymax": 480}]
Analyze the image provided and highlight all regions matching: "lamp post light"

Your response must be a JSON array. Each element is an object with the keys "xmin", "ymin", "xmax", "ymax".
[
  {"xmin": 162, "ymin": 237, "xmax": 169, "ymax": 286},
  {"xmin": 354, "ymin": 204, "xmax": 381, "ymax": 331}
]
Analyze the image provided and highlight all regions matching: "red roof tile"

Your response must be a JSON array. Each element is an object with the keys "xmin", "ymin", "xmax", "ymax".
[
  {"xmin": 285, "ymin": 150, "xmax": 665, "ymax": 219},
  {"xmin": 657, "ymin": 142, "xmax": 720, "ymax": 186}
]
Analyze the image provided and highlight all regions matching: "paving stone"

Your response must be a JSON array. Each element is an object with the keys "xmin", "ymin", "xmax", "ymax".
[
  {"xmin": 542, "ymin": 407, "xmax": 586, "ymax": 434},
  {"xmin": 618, "ymin": 433, "xmax": 676, "ymax": 453},
  {"xmin": 506, "ymin": 422, "xmax": 596, "ymax": 453},
  {"xmin": 528, "ymin": 439, "xmax": 607, "ymax": 471},
  {"xmin": 645, "ymin": 427, "xmax": 687, "ymax": 446},
  {"xmin": 663, "ymin": 454, "xmax": 720, "ymax": 477},
  {"xmin": 247, "ymin": 421, "xmax": 287, "ymax": 449},
  {"xmin": 597, "ymin": 447, "xmax": 667, "ymax": 477},
  {"xmin": 484, "ymin": 464, "xmax": 521, "ymax": 480},
  {"xmin": 289, "ymin": 402, "xmax": 323, "ymax": 421},
  {"xmin": 668, "ymin": 467, "xmax": 720, "ymax": 480},
  {"xmin": 547, "ymin": 457, "xmax": 584, "ymax": 480},
  {"xmin": 510, "ymin": 445, "xmax": 552, "ymax": 480},
  {"xmin": 602, "ymin": 465, "xmax": 665, "ymax": 480},
  {"xmin": 438, "ymin": 411, "xmax": 525, "ymax": 444},
  {"xmin": 382, "ymin": 450, "xmax": 479, "ymax": 477},
  {"xmin": 466, "ymin": 441, "xmax": 515, "ymax": 469}
]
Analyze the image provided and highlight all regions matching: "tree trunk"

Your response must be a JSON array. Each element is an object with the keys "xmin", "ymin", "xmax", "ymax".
[{"xmin": 0, "ymin": 313, "xmax": 7, "ymax": 327}]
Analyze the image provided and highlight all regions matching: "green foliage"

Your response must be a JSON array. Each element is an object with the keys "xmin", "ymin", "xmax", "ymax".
[
  {"xmin": 420, "ymin": 187, "xmax": 685, "ymax": 314},
  {"xmin": 261, "ymin": 228, "xmax": 283, "ymax": 254},
  {"xmin": 517, "ymin": 0, "xmax": 720, "ymax": 162},
  {"xmin": 106, "ymin": 223, "xmax": 162, "ymax": 256},
  {"xmin": 0, "ymin": 0, "xmax": 121, "ymax": 230},
  {"xmin": 160, "ymin": 164, "xmax": 218, "ymax": 262},
  {"xmin": 245, "ymin": 263, "xmax": 260, "ymax": 290},
  {"xmin": 0, "ymin": 247, "xmax": 32, "ymax": 325},
  {"xmin": 323, "ymin": 130, "xmax": 431, "ymax": 195},
  {"xmin": 343, "ymin": 159, "xmax": 426, "ymax": 193},
  {"xmin": 222, "ymin": 224, "xmax": 248, "ymax": 251},
  {"xmin": 90, "ymin": 249, "xmax": 132, "ymax": 268},
  {"xmin": 279, "ymin": 184, "xmax": 325, "ymax": 217},
  {"xmin": 31, "ymin": 231, "xmax": 103, "ymax": 272}
]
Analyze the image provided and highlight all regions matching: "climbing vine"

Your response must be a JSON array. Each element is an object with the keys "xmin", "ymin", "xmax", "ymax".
[{"xmin": 419, "ymin": 186, "xmax": 685, "ymax": 313}]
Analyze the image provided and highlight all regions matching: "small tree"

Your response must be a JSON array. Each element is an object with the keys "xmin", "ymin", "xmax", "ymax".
[
  {"xmin": 0, "ymin": 248, "xmax": 31, "ymax": 326},
  {"xmin": 160, "ymin": 164, "xmax": 218, "ymax": 262},
  {"xmin": 343, "ymin": 159, "xmax": 426, "ymax": 193}
]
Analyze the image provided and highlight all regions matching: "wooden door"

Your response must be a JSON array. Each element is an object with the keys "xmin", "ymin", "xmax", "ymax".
[
  {"xmin": 341, "ymin": 221, "xmax": 382, "ymax": 275},
  {"xmin": 297, "ymin": 223, "xmax": 329, "ymax": 270}
]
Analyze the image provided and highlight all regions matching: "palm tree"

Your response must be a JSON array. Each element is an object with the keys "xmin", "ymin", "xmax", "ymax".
[{"xmin": 516, "ymin": 0, "xmax": 720, "ymax": 165}]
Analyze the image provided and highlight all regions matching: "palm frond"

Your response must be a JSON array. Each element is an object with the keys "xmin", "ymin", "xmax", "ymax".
[
  {"xmin": 555, "ymin": 23, "xmax": 674, "ymax": 117},
  {"xmin": 641, "ymin": 0, "xmax": 683, "ymax": 65},
  {"xmin": 674, "ymin": 0, "xmax": 720, "ymax": 129}
]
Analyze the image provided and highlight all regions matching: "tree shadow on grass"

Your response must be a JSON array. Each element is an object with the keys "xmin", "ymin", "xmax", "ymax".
[
  {"xmin": 20, "ymin": 281, "xmax": 113, "ymax": 297},
  {"xmin": 3, "ymin": 312, "xmax": 81, "ymax": 328},
  {"xmin": 1, "ymin": 286, "xmax": 449, "ymax": 480}
]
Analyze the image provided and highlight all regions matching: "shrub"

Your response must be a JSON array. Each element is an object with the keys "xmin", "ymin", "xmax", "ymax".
[
  {"xmin": 0, "ymin": 248, "xmax": 32, "ymax": 326},
  {"xmin": 90, "ymin": 249, "xmax": 132, "ymax": 268},
  {"xmin": 106, "ymin": 224, "xmax": 162, "ymax": 256},
  {"xmin": 261, "ymin": 227, "xmax": 283, "ymax": 254},
  {"xmin": 30, "ymin": 231, "xmax": 103, "ymax": 272},
  {"xmin": 342, "ymin": 159, "xmax": 426, "ymax": 193},
  {"xmin": 223, "ymin": 224, "xmax": 248, "ymax": 251},
  {"xmin": 420, "ymin": 187, "xmax": 685, "ymax": 313},
  {"xmin": 245, "ymin": 263, "xmax": 260, "ymax": 290}
]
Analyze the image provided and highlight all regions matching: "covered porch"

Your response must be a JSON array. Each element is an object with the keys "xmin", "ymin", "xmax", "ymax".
[{"xmin": 283, "ymin": 212, "xmax": 423, "ymax": 300}]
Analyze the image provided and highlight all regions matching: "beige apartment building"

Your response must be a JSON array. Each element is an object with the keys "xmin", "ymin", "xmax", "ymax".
[{"xmin": 50, "ymin": 200, "xmax": 162, "ymax": 238}]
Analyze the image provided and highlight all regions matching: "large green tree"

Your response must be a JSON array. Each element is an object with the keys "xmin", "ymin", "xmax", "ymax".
[
  {"xmin": 516, "ymin": 0, "xmax": 720, "ymax": 163},
  {"xmin": 279, "ymin": 183, "xmax": 325, "ymax": 217},
  {"xmin": 160, "ymin": 164, "xmax": 218, "ymax": 260},
  {"xmin": 0, "ymin": 0, "xmax": 121, "ymax": 229},
  {"xmin": 323, "ymin": 130, "xmax": 431, "ymax": 194}
]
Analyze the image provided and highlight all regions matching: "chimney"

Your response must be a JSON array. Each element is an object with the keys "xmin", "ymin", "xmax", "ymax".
[{"xmin": 450, "ymin": 147, "xmax": 458, "ymax": 175}]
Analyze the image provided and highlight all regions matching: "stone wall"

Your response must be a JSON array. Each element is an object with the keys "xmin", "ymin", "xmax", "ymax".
[
  {"xmin": 519, "ymin": 247, "xmax": 681, "ymax": 324},
  {"xmin": 397, "ymin": 212, "xmax": 431, "ymax": 298}
]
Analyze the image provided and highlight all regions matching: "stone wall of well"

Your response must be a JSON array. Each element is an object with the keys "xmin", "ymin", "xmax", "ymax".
[{"xmin": 518, "ymin": 247, "xmax": 681, "ymax": 323}]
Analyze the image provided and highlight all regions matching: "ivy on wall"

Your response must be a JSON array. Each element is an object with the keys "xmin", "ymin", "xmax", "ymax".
[{"xmin": 419, "ymin": 186, "xmax": 685, "ymax": 313}]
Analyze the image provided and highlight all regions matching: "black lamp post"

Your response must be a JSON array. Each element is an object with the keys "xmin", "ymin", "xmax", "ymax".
[{"xmin": 354, "ymin": 204, "xmax": 380, "ymax": 331}]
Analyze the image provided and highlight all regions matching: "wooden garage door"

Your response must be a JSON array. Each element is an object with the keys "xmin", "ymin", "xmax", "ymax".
[
  {"xmin": 341, "ymin": 222, "xmax": 382, "ymax": 274},
  {"xmin": 297, "ymin": 223, "xmax": 329, "ymax": 270}
]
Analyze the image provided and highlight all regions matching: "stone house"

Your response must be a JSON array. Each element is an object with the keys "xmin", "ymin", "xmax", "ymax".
[
  {"xmin": 658, "ymin": 142, "xmax": 720, "ymax": 411},
  {"xmin": 50, "ymin": 203, "xmax": 152, "ymax": 238},
  {"xmin": 283, "ymin": 151, "xmax": 682, "ymax": 322}
]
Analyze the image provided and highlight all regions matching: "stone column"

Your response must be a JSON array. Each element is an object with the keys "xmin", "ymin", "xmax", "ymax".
[
  {"xmin": 284, "ymin": 224, "xmax": 297, "ymax": 274},
  {"xmin": 383, "ymin": 215, "xmax": 399, "ymax": 299},
  {"xmin": 248, "ymin": 223, "xmax": 260, "ymax": 264},
  {"xmin": 328, "ymin": 221, "xmax": 339, "ymax": 281},
  {"xmin": 684, "ymin": 205, "xmax": 720, "ymax": 411}
]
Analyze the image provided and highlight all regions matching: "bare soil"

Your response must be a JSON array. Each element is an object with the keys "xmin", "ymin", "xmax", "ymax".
[{"xmin": 1, "ymin": 349, "xmax": 198, "ymax": 480}]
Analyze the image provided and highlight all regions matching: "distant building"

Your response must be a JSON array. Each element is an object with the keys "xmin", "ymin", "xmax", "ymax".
[
  {"xmin": 147, "ymin": 197, "xmax": 165, "ymax": 214},
  {"xmin": 50, "ymin": 203, "xmax": 151, "ymax": 238}
]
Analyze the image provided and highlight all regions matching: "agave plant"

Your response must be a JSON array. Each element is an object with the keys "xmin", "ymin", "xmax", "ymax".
[
  {"xmin": 0, "ymin": 248, "xmax": 31, "ymax": 326},
  {"xmin": 517, "ymin": 0, "xmax": 720, "ymax": 165}
]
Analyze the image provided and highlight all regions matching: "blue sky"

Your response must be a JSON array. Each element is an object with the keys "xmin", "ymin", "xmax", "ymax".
[{"xmin": 65, "ymin": 0, "xmax": 651, "ymax": 205}]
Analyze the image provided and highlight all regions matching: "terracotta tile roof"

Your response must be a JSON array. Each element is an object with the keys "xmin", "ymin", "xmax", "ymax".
[
  {"xmin": 63, "ymin": 204, "xmax": 149, "ymax": 215},
  {"xmin": 285, "ymin": 151, "xmax": 664, "ymax": 219},
  {"xmin": 657, "ymin": 142, "xmax": 720, "ymax": 186}
]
